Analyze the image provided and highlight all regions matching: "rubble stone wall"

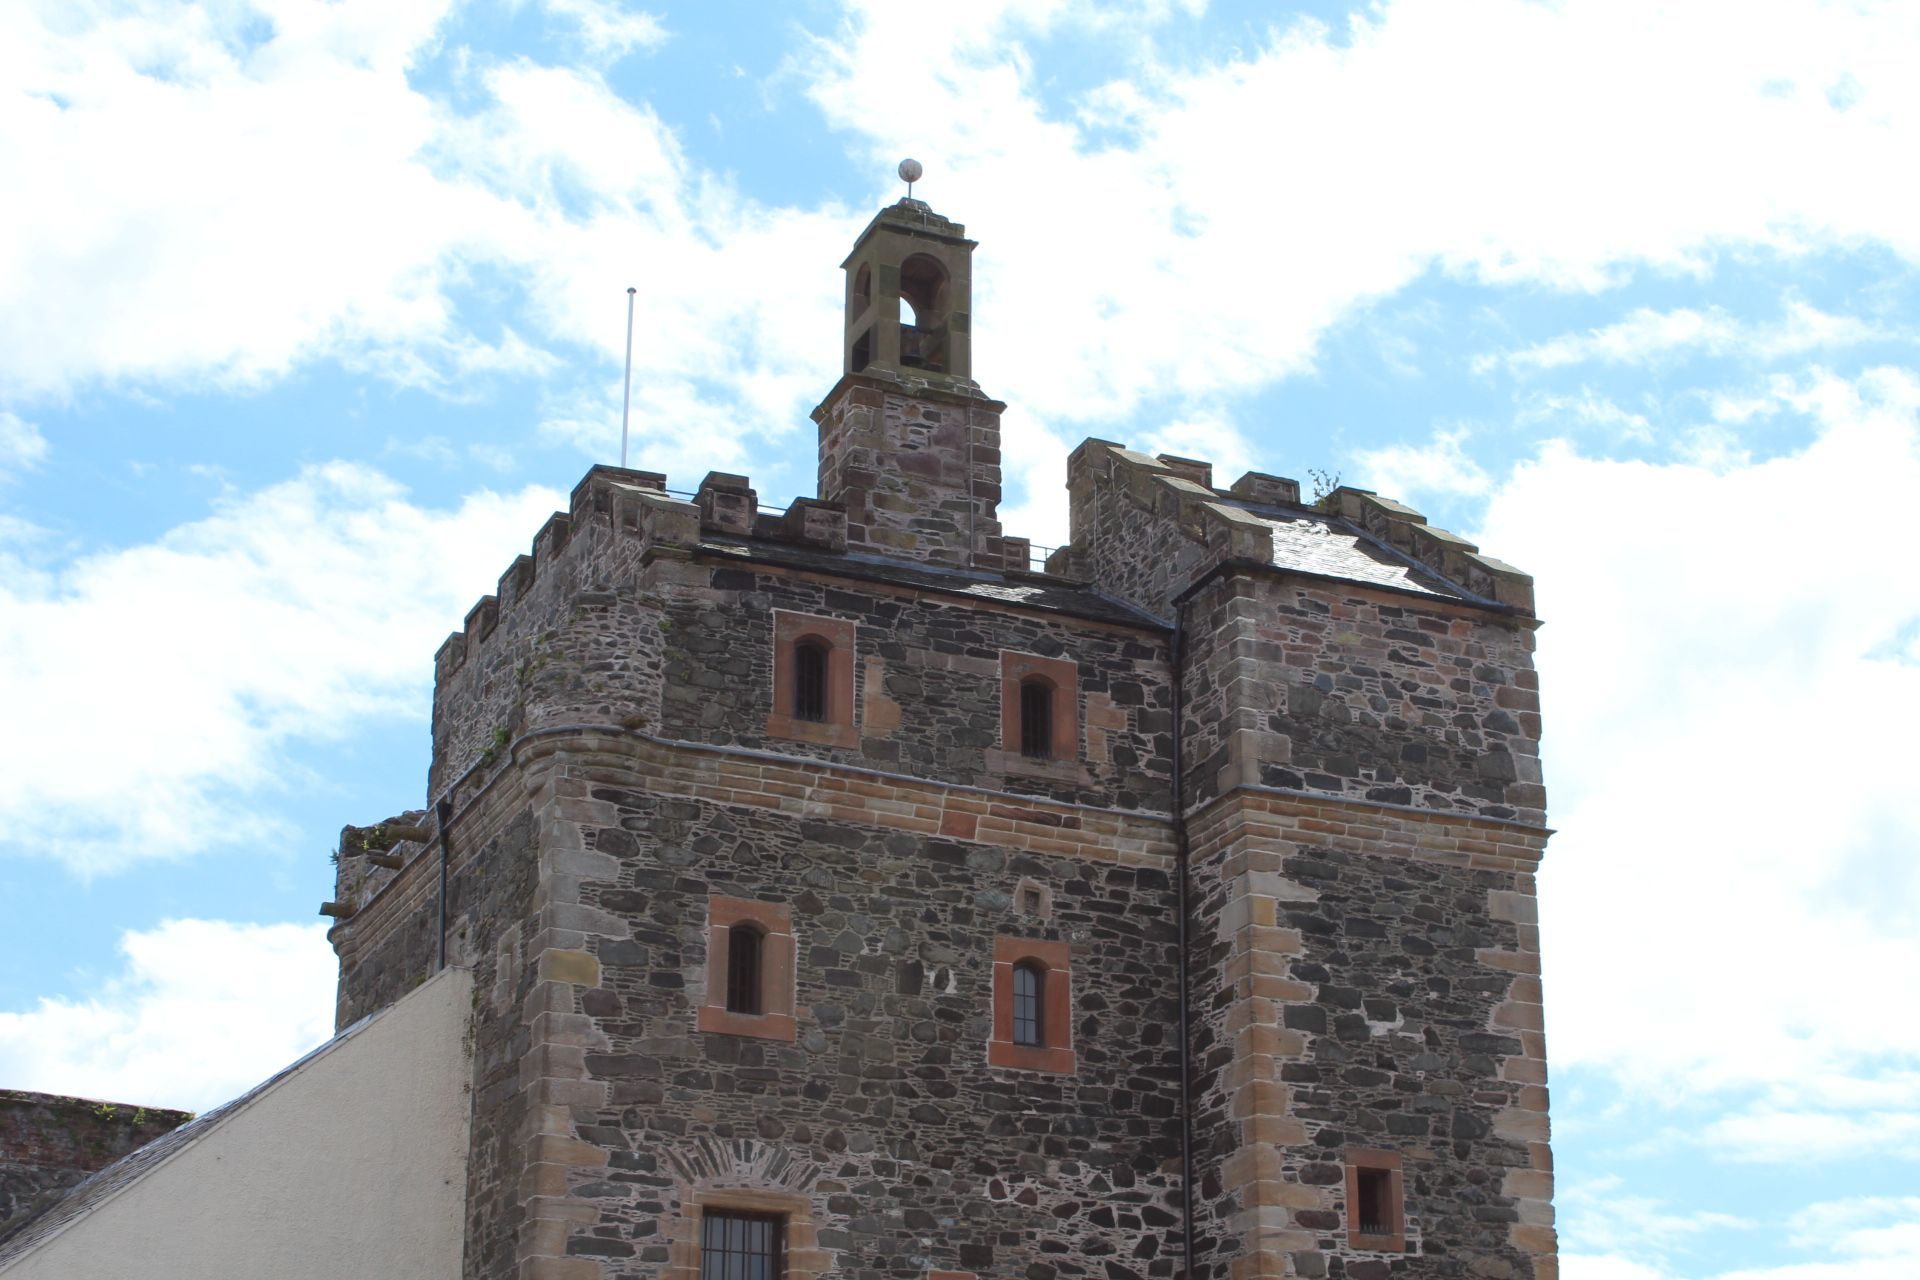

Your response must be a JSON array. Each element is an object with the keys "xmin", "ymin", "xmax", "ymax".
[
  {"xmin": 1179, "ymin": 573, "xmax": 1545, "ymax": 825},
  {"xmin": 653, "ymin": 558, "xmax": 1174, "ymax": 812},
  {"xmin": 524, "ymin": 739, "xmax": 1188, "ymax": 1280},
  {"xmin": 1182, "ymin": 790, "xmax": 1553, "ymax": 1280},
  {"xmin": 429, "ymin": 472, "xmax": 675, "ymax": 799},
  {"xmin": 815, "ymin": 379, "xmax": 1004, "ymax": 568}
]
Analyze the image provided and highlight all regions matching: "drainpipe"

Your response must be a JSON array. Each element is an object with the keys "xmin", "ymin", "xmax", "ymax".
[
  {"xmin": 1171, "ymin": 601, "xmax": 1196, "ymax": 1279},
  {"xmin": 435, "ymin": 796, "xmax": 454, "ymax": 971}
]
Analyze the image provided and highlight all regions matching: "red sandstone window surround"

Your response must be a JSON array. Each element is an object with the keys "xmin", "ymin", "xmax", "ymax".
[
  {"xmin": 768, "ymin": 611, "xmax": 857, "ymax": 748},
  {"xmin": 999, "ymin": 651, "xmax": 1077, "ymax": 764},
  {"xmin": 667, "ymin": 1189, "xmax": 823, "ymax": 1280},
  {"xmin": 1345, "ymin": 1149, "xmax": 1406, "ymax": 1252},
  {"xmin": 699, "ymin": 897, "xmax": 795, "ymax": 1041},
  {"xmin": 988, "ymin": 936, "xmax": 1075, "ymax": 1073}
]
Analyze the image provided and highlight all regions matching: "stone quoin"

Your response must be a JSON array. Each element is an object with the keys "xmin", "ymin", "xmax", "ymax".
[{"xmin": 313, "ymin": 193, "xmax": 1558, "ymax": 1280}]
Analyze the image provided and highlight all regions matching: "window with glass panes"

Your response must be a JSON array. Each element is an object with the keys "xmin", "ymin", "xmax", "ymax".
[
  {"xmin": 1012, "ymin": 960, "xmax": 1044, "ymax": 1046},
  {"xmin": 700, "ymin": 1211, "xmax": 784, "ymax": 1280}
]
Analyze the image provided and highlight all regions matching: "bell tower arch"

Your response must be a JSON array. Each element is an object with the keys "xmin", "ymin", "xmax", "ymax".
[{"xmin": 840, "ymin": 197, "xmax": 976, "ymax": 387}]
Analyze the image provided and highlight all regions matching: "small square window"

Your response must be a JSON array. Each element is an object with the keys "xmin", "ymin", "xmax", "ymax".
[{"xmin": 1345, "ymin": 1149, "xmax": 1406, "ymax": 1251}]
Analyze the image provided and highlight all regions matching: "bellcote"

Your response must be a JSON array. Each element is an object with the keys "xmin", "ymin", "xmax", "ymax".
[{"xmin": 841, "ymin": 199, "xmax": 977, "ymax": 389}]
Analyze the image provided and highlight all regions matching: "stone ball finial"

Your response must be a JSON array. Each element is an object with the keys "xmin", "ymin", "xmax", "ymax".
[{"xmin": 897, "ymin": 158, "xmax": 923, "ymax": 184}]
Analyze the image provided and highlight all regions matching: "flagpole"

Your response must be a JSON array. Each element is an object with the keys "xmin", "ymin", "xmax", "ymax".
[{"xmin": 620, "ymin": 286, "xmax": 637, "ymax": 468}]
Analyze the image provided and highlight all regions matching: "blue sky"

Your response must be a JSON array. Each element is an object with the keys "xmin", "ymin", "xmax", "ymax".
[{"xmin": 3, "ymin": 1, "xmax": 1918, "ymax": 1275}]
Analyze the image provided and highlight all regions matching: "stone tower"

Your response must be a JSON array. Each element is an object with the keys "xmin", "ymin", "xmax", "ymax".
[
  {"xmin": 325, "ymin": 196, "xmax": 1557, "ymax": 1280},
  {"xmin": 815, "ymin": 199, "xmax": 1004, "ymax": 568}
]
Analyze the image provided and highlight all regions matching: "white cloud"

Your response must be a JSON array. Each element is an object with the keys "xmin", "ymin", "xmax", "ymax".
[
  {"xmin": 784, "ymin": 0, "xmax": 1920, "ymax": 525},
  {"xmin": 0, "ymin": 1, "xmax": 842, "ymax": 483},
  {"xmin": 1488, "ymin": 301, "xmax": 1888, "ymax": 374},
  {"xmin": 9, "ymin": 0, "xmax": 1920, "ymax": 512},
  {"xmin": 1562, "ymin": 1258, "xmax": 1671, "ymax": 1280},
  {"xmin": 1789, "ymin": 1197, "xmax": 1920, "ymax": 1257},
  {"xmin": 1477, "ymin": 366, "xmax": 1920, "ymax": 1125},
  {"xmin": 0, "ymin": 918, "xmax": 336, "ymax": 1113},
  {"xmin": 1704, "ymin": 1107, "xmax": 1920, "ymax": 1163},
  {"xmin": 537, "ymin": 0, "xmax": 667, "ymax": 58},
  {"xmin": 1517, "ymin": 389, "xmax": 1655, "ymax": 442},
  {"xmin": 1350, "ymin": 426, "xmax": 1492, "ymax": 503},
  {"xmin": 0, "ymin": 464, "xmax": 563, "ymax": 873},
  {"xmin": 0, "ymin": 410, "xmax": 47, "ymax": 476},
  {"xmin": 1561, "ymin": 1191, "xmax": 1920, "ymax": 1280},
  {"xmin": 1560, "ymin": 1175, "xmax": 1752, "ymax": 1259}
]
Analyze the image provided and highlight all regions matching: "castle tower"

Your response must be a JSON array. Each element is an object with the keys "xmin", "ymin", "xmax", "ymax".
[
  {"xmin": 814, "ymin": 199, "xmax": 1004, "ymax": 568},
  {"xmin": 322, "ymin": 191, "xmax": 1557, "ymax": 1280}
]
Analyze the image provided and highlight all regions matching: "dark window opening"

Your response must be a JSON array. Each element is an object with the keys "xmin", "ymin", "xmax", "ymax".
[
  {"xmin": 793, "ymin": 640, "xmax": 829, "ymax": 723},
  {"xmin": 701, "ymin": 1210, "xmax": 784, "ymax": 1280},
  {"xmin": 1019, "ymin": 678, "xmax": 1053, "ymax": 759},
  {"xmin": 850, "ymin": 327, "xmax": 871, "ymax": 373},
  {"xmin": 725, "ymin": 924, "xmax": 764, "ymax": 1015},
  {"xmin": 1012, "ymin": 960, "xmax": 1044, "ymax": 1046},
  {"xmin": 1022, "ymin": 887, "xmax": 1042, "ymax": 915},
  {"xmin": 852, "ymin": 263, "xmax": 872, "ymax": 314},
  {"xmin": 1355, "ymin": 1167, "xmax": 1393, "ymax": 1236}
]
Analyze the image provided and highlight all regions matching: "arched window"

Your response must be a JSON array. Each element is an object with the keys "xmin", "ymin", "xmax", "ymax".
[
  {"xmin": 726, "ymin": 923, "xmax": 764, "ymax": 1015},
  {"xmin": 793, "ymin": 639, "xmax": 829, "ymax": 723},
  {"xmin": 1011, "ymin": 960, "xmax": 1045, "ymax": 1046},
  {"xmin": 1019, "ymin": 678, "xmax": 1053, "ymax": 759}
]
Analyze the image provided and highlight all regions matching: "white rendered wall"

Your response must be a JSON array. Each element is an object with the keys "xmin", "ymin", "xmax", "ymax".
[{"xmin": 0, "ymin": 967, "xmax": 473, "ymax": 1280}]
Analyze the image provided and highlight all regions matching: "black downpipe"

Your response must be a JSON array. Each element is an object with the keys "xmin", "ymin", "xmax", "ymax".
[
  {"xmin": 1171, "ymin": 605, "xmax": 1196, "ymax": 1280},
  {"xmin": 435, "ymin": 796, "xmax": 454, "ymax": 971}
]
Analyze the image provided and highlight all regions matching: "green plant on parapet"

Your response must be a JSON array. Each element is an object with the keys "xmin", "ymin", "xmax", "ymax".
[
  {"xmin": 132, "ymin": 1108, "xmax": 147, "ymax": 1125},
  {"xmin": 478, "ymin": 723, "xmax": 511, "ymax": 766},
  {"xmin": 1307, "ymin": 467, "xmax": 1343, "ymax": 509},
  {"xmin": 92, "ymin": 1103, "xmax": 117, "ymax": 1120}
]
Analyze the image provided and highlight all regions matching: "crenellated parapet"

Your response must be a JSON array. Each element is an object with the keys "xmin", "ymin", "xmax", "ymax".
[
  {"xmin": 1063, "ymin": 438, "xmax": 1535, "ymax": 618},
  {"xmin": 1328, "ymin": 486, "xmax": 1534, "ymax": 611}
]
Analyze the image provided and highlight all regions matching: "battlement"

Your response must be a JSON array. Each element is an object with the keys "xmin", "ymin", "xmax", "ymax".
[
  {"xmin": 1062, "ymin": 439, "xmax": 1534, "ymax": 618},
  {"xmin": 431, "ymin": 467, "xmax": 857, "ymax": 689}
]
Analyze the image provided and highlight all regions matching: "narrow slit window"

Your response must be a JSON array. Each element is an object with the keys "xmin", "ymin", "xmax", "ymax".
[
  {"xmin": 793, "ymin": 639, "xmax": 828, "ymax": 723},
  {"xmin": 1012, "ymin": 960, "xmax": 1044, "ymax": 1046},
  {"xmin": 1355, "ymin": 1167, "xmax": 1392, "ymax": 1237},
  {"xmin": 701, "ymin": 1211, "xmax": 784, "ymax": 1280},
  {"xmin": 1019, "ymin": 678, "xmax": 1052, "ymax": 759},
  {"xmin": 726, "ymin": 924, "xmax": 764, "ymax": 1015}
]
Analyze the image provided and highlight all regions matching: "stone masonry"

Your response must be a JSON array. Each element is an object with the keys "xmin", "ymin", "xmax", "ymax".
[{"xmin": 324, "ymin": 196, "xmax": 1557, "ymax": 1280}]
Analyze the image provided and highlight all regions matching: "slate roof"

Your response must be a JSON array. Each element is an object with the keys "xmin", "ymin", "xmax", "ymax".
[
  {"xmin": 0, "ymin": 994, "xmax": 401, "ymax": 1267},
  {"xmin": 1258, "ymin": 511, "xmax": 1479, "ymax": 602},
  {"xmin": 697, "ymin": 538, "xmax": 1172, "ymax": 629}
]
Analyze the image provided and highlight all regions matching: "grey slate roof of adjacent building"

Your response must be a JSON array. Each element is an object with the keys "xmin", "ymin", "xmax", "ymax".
[
  {"xmin": 702, "ymin": 502, "xmax": 1497, "ymax": 626},
  {"xmin": 1258, "ymin": 511, "xmax": 1477, "ymax": 602},
  {"xmin": 698, "ymin": 538, "xmax": 1174, "ymax": 629},
  {"xmin": 0, "ymin": 992, "xmax": 400, "ymax": 1267}
]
